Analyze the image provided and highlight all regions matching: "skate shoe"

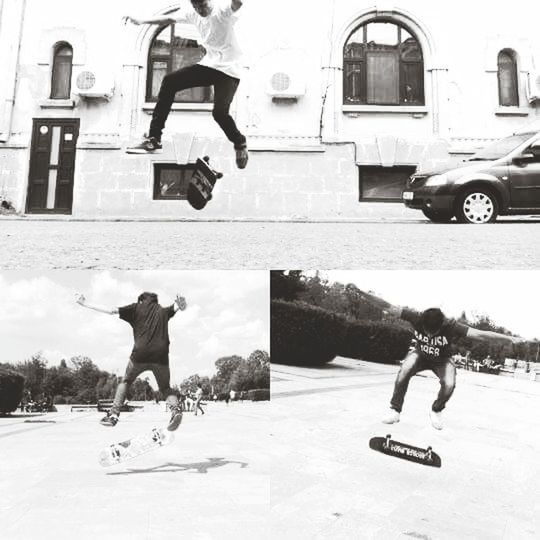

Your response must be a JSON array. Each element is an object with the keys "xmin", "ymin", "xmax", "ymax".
[
  {"xmin": 382, "ymin": 409, "xmax": 400, "ymax": 424},
  {"xmin": 100, "ymin": 412, "xmax": 119, "ymax": 427},
  {"xmin": 430, "ymin": 410, "xmax": 443, "ymax": 430},
  {"xmin": 167, "ymin": 405, "xmax": 183, "ymax": 432},
  {"xmin": 126, "ymin": 135, "xmax": 162, "ymax": 154},
  {"xmin": 235, "ymin": 144, "xmax": 249, "ymax": 169}
]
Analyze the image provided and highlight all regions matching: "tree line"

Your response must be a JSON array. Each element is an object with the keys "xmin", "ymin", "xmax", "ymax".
[
  {"xmin": 271, "ymin": 271, "xmax": 539, "ymax": 363},
  {"xmin": 0, "ymin": 349, "xmax": 270, "ymax": 407}
]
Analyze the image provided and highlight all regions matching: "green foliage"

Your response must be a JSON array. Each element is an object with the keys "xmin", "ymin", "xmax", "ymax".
[
  {"xmin": 270, "ymin": 271, "xmax": 306, "ymax": 301},
  {"xmin": 271, "ymin": 300, "xmax": 348, "ymax": 366},
  {"xmin": 0, "ymin": 368, "xmax": 25, "ymax": 414},
  {"xmin": 246, "ymin": 389, "xmax": 270, "ymax": 401},
  {"xmin": 340, "ymin": 320, "xmax": 412, "ymax": 364}
]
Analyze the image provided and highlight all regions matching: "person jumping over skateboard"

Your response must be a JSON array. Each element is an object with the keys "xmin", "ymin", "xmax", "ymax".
[
  {"xmin": 76, "ymin": 291, "xmax": 187, "ymax": 431},
  {"xmin": 360, "ymin": 292, "xmax": 523, "ymax": 430},
  {"xmin": 123, "ymin": 0, "xmax": 249, "ymax": 169}
]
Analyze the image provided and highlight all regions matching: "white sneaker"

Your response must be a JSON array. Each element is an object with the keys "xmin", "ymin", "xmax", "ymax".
[
  {"xmin": 382, "ymin": 409, "xmax": 400, "ymax": 424},
  {"xmin": 430, "ymin": 410, "xmax": 443, "ymax": 430}
]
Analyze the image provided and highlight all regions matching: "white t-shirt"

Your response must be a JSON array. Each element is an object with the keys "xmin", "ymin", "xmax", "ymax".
[
  {"xmin": 174, "ymin": 2, "xmax": 243, "ymax": 79},
  {"xmin": 195, "ymin": 388, "xmax": 203, "ymax": 399}
]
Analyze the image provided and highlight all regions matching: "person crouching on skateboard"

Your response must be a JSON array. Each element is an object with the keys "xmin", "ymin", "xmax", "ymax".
[
  {"xmin": 123, "ymin": 0, "xmax": 249, "ymax": 169},
  {"xmin": 76, "ymin": 291, "xmax": 187, "ymax": 431},
  {"xmin": 360, "ymin": 292, "xmax": 522, "ymax": 430}
]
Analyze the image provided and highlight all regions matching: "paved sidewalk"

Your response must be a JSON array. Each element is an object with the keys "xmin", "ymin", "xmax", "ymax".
[
  {"xmin": 0, "ymin": 402, "xmax": 270, "ymax": 540},
  {"xmin": 1, "ymin": 219, "xmax": 538, "ymax": 269},
  {"xmin": 271, "ymin": 359, "xmax": 540, "ymax": 539}
]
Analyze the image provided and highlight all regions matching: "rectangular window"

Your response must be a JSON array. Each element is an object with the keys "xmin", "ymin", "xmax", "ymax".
[
  {"xmin": 366, "ymin": 52, "xmax": 399, "ymax": 105},
  {"xmin": 153, "ymin": 164, "xmax": 196, "ymax": 200},
  {"xmin": 359, "ymin": 165, "xmax": 417, "ymax": 201}
]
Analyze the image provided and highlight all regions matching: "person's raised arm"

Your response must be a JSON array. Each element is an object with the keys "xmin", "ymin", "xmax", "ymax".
[
  {"xmin": 466, "ymin": 327, "xmax": 523, "ymax": 346},
  {"xmin": 76, "ymin": 294, "xmax": 119, "ymax": 315},
  {"xmin": 173, "ymin": 294, "xmax": 187, "ymax": 313},
  {"xmin": 123, "ymin": 9, "xmax": 180, "ymax": 26}
]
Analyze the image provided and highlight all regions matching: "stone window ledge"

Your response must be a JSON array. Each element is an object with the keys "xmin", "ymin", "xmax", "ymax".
[
  {"xmin": 343, "ymin": 105, "xmax": 428, "ymax": 116},
  {"xmin": 143, "ymin": 102, "xmax": 213, "ymax": 113},
  {"xmin": 39, "ymin": 98, "xmax": 75, "ymax": 109},
  {"xmin": 494, "ymin": 107, "xmax": 529, "ymax": 117}
]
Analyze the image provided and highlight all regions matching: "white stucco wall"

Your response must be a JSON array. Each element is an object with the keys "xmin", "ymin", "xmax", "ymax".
[{"xmin": 0, "ymin": 0, "xmax": 539, "ymax": 218}]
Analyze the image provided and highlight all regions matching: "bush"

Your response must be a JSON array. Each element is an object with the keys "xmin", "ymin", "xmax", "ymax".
[
  {"xmin": 339, "ymin": 320, "xmax": 412, "ymax": 364},
  {"xmin": 271, "ymin": 300, "xmax": 348, "ymax": 366},
  {"xmin": 0, "ymin": 368, "xmax": 25, "ymax": 414},
  {"xmin": 246, "ymin": 389, "xmax": 270, "ymax": 401}
]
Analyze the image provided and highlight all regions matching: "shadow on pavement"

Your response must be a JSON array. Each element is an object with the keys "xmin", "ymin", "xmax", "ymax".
[{"xmin": 106, "ymin": 457, "xmax": 249, "ymax": 476}]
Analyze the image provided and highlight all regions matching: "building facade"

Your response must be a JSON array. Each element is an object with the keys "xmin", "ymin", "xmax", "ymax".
[{"xmin": 1, "ymin": 0, "xmax": 539, "ymax": 219}]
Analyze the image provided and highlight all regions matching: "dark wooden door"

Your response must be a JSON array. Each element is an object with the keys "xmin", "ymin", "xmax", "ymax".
[{"xmin": 26, "ymin": 118, "xmax": 79, "ymax": 214}]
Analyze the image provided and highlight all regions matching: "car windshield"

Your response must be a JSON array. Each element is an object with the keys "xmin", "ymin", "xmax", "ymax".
[{"xmin": 467, "ymin": 133, "xmax": 535, "ymax": 161}]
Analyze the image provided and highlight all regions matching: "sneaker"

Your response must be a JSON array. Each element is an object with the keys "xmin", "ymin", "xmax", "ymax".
[
  {"xmin": 100, "ymin": 412, "xmax": 118, "ymax": 427},
  {"xmin": 382, "ymin": 409, "xmax": 400, "ymax": 424},
  {"xmin": 235, "ymin": 144, "xmax": 249, "ymax": 169},
  {"xmin": 430, "ymin": 410, "xmax": 443, "ymax": 430},
  {"xmin": 167, "ymin": 406, "xmax": 183, "ymax": 432},
  {"xmin": 126, "ymin": 135, "xmax": 162, "ymax": 154}
]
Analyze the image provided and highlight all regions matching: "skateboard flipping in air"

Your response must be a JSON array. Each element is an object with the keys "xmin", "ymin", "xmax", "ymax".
[
  {"xmin": 369, "ymin": 434, "xmax": 441, "ymax": 468},
  {"xmin": 188, "ymin": 156, "xmax": 224, "ymax": 210},
  {"xmin": 99, "ymin": 426, "xmax": 175, "ymax": 467}
]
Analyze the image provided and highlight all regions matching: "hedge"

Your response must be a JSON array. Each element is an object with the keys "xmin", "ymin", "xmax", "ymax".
[
  {"xmin": 271, "ymin": 300, "xmax": 413, "ymax": 367},
  {"xmin": 339, "ymin": 320, "xmax": 412, "ymax": 364},
  {"xmin": 271, "ymin": 300, "xmax": 348, "ymax": 366},
  {"xmin": 0, "ymin": 368, "xmax": 25, "ymax": 414},
  {"xmin": 247, "ymin": 389, "xmax": 270, "ymax": 401}
]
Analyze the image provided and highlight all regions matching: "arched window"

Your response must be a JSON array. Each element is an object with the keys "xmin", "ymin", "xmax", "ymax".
[
  {"xmin": 497, "ymin": 50, "xmax": 519, "ymax": 107},
  {"xmin": 343, "ymin": 20, "xmax": 424, "ymax": 106},
  {"xmin": 147, "ymin": 24, "xmax": 212, "ymax": 103},
  {"xmin": 51, "ymin": 43, "xmax": 73, "ymax": 99}
]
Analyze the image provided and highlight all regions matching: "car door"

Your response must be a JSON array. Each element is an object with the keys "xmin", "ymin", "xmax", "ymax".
[{"xmin": 507, "ymin": 143, "xmax": 540, "ymax": 208}]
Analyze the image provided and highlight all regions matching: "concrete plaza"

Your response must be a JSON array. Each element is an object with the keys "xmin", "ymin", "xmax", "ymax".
[
  {"xmin": 271, "ymin": 359, "xmax": 540, "ymax": 539},
  {"xmin": 0, "ymin": 401, "xmax": 270, "ymax": 540}
]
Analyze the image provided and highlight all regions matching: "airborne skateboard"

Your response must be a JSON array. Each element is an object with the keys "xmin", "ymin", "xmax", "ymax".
[
  {"xmin": 187, "ymin": 156, "xmax": 224, "ymax": 210},
  {"xmin": 98, "ymin": 427, "xmax": 174, "ymax": 467},
  {"xmin": 369, "ymin": 434, "xmax": 441, "ymax": 468}
]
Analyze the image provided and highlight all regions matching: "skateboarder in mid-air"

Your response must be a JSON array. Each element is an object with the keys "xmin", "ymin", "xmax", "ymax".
[
  {"xmin": 76, "ymin": 292, "xmax": 187, "ymax": 431},
  {"xmin": 123, "ymin": 0, "xmax": 248, "ymax": 169},
  {"xmin": 360, "ymin": 292, "xmax": 523, "ymax": 430}
]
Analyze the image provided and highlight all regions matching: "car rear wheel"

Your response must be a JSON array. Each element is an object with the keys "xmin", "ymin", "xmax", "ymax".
[
  {"xmin": 422, "ymin": 209, "xmax": 454, "ymax": 223},
  {"xmin": 456, "ymin": 189, "xmax": 499, "ymax": 224}
]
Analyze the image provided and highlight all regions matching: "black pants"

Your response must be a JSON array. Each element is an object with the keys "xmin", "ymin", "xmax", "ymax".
[
  {"xmin": 110, "ymin": 360, "xmax": 177, "ymax": 416},
  {"xmin": 149, "ymin": 64, "xmax": 246, "ymax": 148},
  {"xmin": 390, "ymin": 351, "xmax": 456, "ymax": 413}
]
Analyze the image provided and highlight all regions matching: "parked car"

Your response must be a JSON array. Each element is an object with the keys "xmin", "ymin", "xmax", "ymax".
[{"xmin": 402, "ymin": 131, "xmax": 540, "ymax": 223}]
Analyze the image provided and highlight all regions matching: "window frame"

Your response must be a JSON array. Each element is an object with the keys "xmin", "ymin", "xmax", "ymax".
[
  {"xmin": 50, "ymin": 42, "xmax": 73, "ymax": 100},
  {"xmin": 343, "ymin": 19, "xmax": 425, "ymax": 107},
  {"xmin": 153, "ymin": 162, "xmax": 198, "ymax": 201},
  {"xmin": 146, "ymin": 24, "xmax": 212, "ymax": 104},
  {"xmin": 497, "ymin": 49, "xmax": 519, "ymax": 107}
]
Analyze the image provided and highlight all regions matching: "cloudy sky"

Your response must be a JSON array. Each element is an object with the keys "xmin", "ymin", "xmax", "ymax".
[
  {"xmin": 325, "ymin": 270, "xmax": 539, "ymax": 340},
  {"xmin": 0, "ymin": 271, "xmax": 269, "ymax": 388}
]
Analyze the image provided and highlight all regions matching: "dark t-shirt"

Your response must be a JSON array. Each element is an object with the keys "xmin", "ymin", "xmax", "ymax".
[
  {"xmin": 401, "ymin": 308, "xmax": 469, "ymax": 362},
  {"xmin": 119, "ymin": 303, "xmax": 176, "ymax": 365}
]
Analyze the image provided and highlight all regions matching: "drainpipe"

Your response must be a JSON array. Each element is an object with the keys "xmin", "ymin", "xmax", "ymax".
[{"xmin": 0, "ymin": 0, "xmax": 27, "ymax": 143}]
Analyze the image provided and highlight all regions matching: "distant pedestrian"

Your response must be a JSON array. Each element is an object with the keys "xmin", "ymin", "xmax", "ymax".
[{"xmin": 194, "ymin": 384, "xmax": 205, "ymax": 416}]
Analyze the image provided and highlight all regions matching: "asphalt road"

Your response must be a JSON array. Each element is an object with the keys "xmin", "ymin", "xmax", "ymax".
[{"xmin": 0, "ymin": 218, "xmax": 538, "ymax": 270}]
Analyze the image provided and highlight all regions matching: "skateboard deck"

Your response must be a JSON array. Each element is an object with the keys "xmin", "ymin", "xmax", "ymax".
[
  {"xmin": 98, "ymin": 427, "xmax": 174, "ymax": 467},
  {"xmin": 369, "ymin": 434, "xmax": 441, "ymax": 468},
  {"xmin": 187, "ymin": 156, "xmax": 224, "ymax": 210}
]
